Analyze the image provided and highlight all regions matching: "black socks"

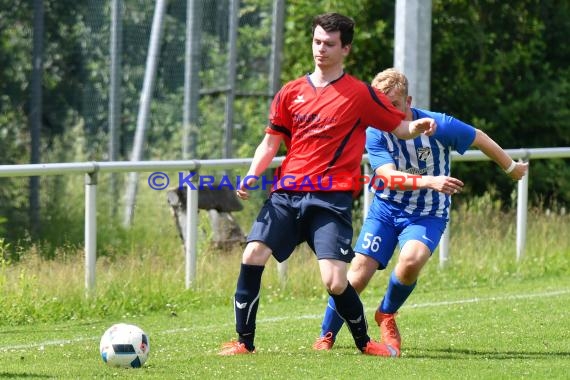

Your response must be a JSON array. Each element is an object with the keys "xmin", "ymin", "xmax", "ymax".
[
  {"xmin": 330, "ymin": 283, "xmax": 370, "ymax": 350},
  {"xmin": 234, "ymin": 263, "xmax": 265, "ymax": 351}
]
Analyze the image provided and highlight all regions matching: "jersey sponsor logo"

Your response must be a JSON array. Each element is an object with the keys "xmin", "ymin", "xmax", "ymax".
[
  {"xmin": 235, "ymin": 301, "xmax": 247, "ymax": 309},
  {"xmin": 417, "ymin": 147, "xmax": 432, "ymax": 161},
  {"xmin": 293, "ymin": 94, "xmax": 305, "ymax": 103},
  {"xmin": 405, "ymin": 167, "xmax": 428, "ymax": 175}
]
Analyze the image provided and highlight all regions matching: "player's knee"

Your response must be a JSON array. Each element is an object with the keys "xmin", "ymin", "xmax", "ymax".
[
  {"xmin": 396, "ymin": 259, "xmax": 424, "ymax": 284},
  {"xmin": 347, "ymin": 257, "xmax": 375, "ymax": 293},
  {"xmin": 242, "ymin": 241, "xmax": 271, "ymax": 265},
  {"xmin": 348, "ymin": 274, "xmax": 368, "ymax": 293},
  {"xmin": 400, "ymin": 257, "xmax": 422, "ymax": 272},
  {"xmin": 324, "ymin": 279, "xmax": 347, "ymax": 295},
  {"xmin": 399, "ymin": 250, "xmax": 429, "ymax": 271}
]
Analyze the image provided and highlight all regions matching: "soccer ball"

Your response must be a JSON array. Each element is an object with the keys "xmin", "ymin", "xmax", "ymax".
[{"xmin": 99, "ymin": 323, "xmax": 150, "ymax": 368}]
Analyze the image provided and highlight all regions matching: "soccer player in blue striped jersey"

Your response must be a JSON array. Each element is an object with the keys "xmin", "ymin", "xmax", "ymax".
[{"xmin": 313, "ymin": 68, "xmax": 528, "ymax": 353}]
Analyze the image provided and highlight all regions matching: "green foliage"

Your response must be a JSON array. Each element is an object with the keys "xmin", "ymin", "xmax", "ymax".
[
  {"xmin": 0, "ymin": 217, "xmax": 6, "ymax": 237},
  {"xmin": 1, "ymin": 0, "xmax": 569, "ymax": 245},
  {"xmin": 431, "ymin": 0, "xmax": 570, "ymax": 205},
  {"xmin": 0, "ymin": 1, "xmax": 33, "ymax": 242},
  {"xmin": 282, "ymin": 0, "xmax": 395, "ymax": 84}
]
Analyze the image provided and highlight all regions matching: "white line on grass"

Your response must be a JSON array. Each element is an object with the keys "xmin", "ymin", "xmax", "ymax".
[
  {"xmin": 1, "ymin": 288, "xmax": 568, "ymax": 351},
  {"xmin": 251, "ymin": 289, "xmax": 570, "ymax": 324}
]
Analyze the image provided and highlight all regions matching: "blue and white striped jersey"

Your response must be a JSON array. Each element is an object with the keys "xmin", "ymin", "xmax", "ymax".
[{"xmin": 367, "ymin": 108, "xmax": 477, "ymax": 220}]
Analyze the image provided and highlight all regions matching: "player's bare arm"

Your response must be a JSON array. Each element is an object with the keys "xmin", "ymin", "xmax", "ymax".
[
  {"xmin": 376, "ymin": 164, "xmax": 464, "ymax": 194},
  {"xmin": 471, "ymin": 129, "xmax": 528, "ymax": 180},
  {"xmin": 237, "ymin": 133, "xmax": 283, "ymax": 200},
  {"xmin": 391, "ymin": 117, "xmax": 437, "ymax": 140}
]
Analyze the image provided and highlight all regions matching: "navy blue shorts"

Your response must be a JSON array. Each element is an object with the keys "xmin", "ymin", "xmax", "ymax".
[{"xmin": 246, "ymin": 191, "xmax": 355, "ymax": 263}]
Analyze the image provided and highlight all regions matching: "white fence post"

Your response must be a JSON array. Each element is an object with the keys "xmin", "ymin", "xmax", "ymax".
[
  {"xmin": 516, "ymin": 161, "xmax": 529, "ymax": 262},
  {"xmin": 185, "ymin": 175, "xmax": 199, "ymax": 288},
  {"xmin": 84, "ymin": 172, "xmax": 97, "ymax": 296},
  {"xmin": 277, "ymin": 260, "xmax": 288, "ymax": 283}
]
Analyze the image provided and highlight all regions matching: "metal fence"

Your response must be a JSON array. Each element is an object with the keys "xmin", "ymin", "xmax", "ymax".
[{"xmin": 1, "ymin": 147, "xmax": 569, "ymax": 294}]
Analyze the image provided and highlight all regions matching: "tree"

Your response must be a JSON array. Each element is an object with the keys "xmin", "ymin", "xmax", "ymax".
[{"xmin": 430, "ymin": 0, "xmax": 570, "ymax": 205}]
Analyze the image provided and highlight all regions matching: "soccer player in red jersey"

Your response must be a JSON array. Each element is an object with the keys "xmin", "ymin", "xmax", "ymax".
[{"xmin": 219, "ymin": 12, "xmax": 436, "ymax": 357}]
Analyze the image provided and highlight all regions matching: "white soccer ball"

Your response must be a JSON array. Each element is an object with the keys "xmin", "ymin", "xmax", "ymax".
[{"xmin": 99, "ymin": 323, "xmax": 150, "ymax": 368}]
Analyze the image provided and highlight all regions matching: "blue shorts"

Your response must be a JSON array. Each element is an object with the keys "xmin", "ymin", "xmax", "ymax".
[
  {"xmin": 247, "ymin": 191, "xmax": 355, "ymax": 263},
  {"xmin": 354, "ymin": 198, "xmax": 447, "ymax": 269}
]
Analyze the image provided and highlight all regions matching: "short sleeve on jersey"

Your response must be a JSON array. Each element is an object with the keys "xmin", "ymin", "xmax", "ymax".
[
  {"xmin": 365, "ymin": 86, "xmax": 405, "ymax": 133},
  {"xmin": 366, "ymin": 127, "xmax": 395, "ymax": 170},
  {"xmin": 414, "ymin": 109, "xmax": 476, "ymax": 154}
]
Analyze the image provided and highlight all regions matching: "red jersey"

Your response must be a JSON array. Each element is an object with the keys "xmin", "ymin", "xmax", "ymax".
[{"xmin": 266, "ymin": 73, "xmax": 405, "ymax": 194}]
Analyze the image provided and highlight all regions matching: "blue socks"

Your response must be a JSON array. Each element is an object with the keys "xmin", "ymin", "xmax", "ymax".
[
  {"xmin": 319, "ymin": 270, "xmax": 417, "ymax": 344},
  {"xmin": 380, "ymin": 271, "xmax": 416, "ymax": 314},
  {"xmin": 319, "ymin": 297, "xmax": 345, "ymax": 339}
]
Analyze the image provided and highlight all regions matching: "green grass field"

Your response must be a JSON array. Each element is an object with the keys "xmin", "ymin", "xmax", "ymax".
[{"xmin": 0, "ymin": 274, "xmax": 568, "ymax": 379}]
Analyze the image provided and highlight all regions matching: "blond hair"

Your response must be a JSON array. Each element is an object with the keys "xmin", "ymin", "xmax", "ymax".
[{"xmin": 371, "ymin": 68, "xmax": 409, "ymax": 96}]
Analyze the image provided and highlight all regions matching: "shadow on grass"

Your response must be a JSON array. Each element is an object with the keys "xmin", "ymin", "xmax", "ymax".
[
  {"xmin": 0, "ymin": 373, "xmax": 53, "ymax": 379},
  {"xmin": 0, "ymin": 320, "xmax": 105, "ymax": 335},
  {"xmin": 406, "ymin": 347, "xmax": 570, "ymax": 360}
]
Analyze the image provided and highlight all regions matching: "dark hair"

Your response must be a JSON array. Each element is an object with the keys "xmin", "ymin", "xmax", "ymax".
[{"xmin": 312, "ymin": 13, "xmax": 355, "ymax": 47}]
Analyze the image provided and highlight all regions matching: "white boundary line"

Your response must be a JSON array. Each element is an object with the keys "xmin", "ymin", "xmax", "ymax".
[
  {"xmin": 404, "ymin": 289, "xmax": 570, "ymax": 308},
  {"xmin": 1, "ymin": 289, "xmax": 568, "ymax": 351},
  {"xmin": 247, "ymin": 289, "xmax": 570, "ymax": 324}
]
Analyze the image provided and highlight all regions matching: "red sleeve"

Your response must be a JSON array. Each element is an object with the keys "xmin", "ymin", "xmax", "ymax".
[
  {"xmin": 267, "ymin": 87, "xmax": 293, "ymax": 136},
  {"xmin": 363, "ymin": 85, "xmax": 405, "ymax": 132},
  {"xmin": 264, "ymin": 87, "xmax": 292, "ymax": 148}
]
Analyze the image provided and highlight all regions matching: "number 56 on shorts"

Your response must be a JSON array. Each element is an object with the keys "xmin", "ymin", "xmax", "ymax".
[{"xmin": 360, "ymin": 232, "xmax": 382, "ymax": 252}]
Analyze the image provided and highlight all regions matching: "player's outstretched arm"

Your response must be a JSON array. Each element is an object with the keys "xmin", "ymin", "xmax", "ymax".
[
  {"xmin": 391, "ymin": 117, "xmax": 437, "ymax": 140},
  {"xmin": 471, "ymin": 129, "xmax": 528, "ymax": 181},
  {"xmin": 237, "ymin": 133, "xmax": 283, "ymax": 200},
  {"xmin": 375, "ymin": 164, "xmax": 464, "ymax": 194}
]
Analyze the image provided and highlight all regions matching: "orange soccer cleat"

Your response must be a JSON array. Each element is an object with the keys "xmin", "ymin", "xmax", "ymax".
[
  {"xmin": 312, "ymin": 332, "xmax": 335, "ymax": 351},
  {"xmin": 375, "ymin": 311, "xmax": 401, "ymax": 350},
  {"xmin": 362, "ymin": 339, "xmax": 400, "ymax": 357},
  {"xmin": 218, "ymin": 341, "xmax": 256, "ymax": 356}
]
